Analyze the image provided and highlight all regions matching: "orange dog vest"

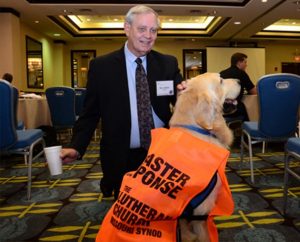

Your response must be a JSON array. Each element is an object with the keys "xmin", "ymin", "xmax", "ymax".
[{"xmin": 96, "ymin": 127, "xmax": 234, "ymax": 242}]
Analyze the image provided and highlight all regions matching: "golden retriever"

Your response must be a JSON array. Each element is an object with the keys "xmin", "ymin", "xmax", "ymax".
[
  {"xmin": 97, "ymin": 72, "xmax": 240, "ymax": 242},
  {"xmin": 170, "ymin": 72, "xmax": 240, "ymax": 242}
]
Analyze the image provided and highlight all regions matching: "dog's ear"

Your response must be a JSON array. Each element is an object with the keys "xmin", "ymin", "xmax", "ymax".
[
  {"xmin": 175, "ymin": 84, "xmax": 197, "ymax": 114},
  {"xmin": 194, "ymin": 91, "xmax": 222, "ymax": 130}
]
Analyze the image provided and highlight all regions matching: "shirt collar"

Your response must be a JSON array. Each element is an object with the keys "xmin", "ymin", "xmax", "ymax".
[{"xmin": 124, "ymin": 42, "xmax": 146, "ymax": 64}]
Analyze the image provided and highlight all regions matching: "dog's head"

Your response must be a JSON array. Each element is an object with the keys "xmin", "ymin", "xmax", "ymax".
[{"xmin": 170, "ymin": 72, "xmax": 240, "ymax": 147}]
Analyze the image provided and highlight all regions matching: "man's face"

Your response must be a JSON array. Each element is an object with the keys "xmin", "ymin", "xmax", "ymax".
[
  {"xmin": 237, "ymin": 58, "xmax": 248, "ymax": 71},
  {"xmin": 124, "ymin": 12, "xmax": 158, "ymax": 57}
]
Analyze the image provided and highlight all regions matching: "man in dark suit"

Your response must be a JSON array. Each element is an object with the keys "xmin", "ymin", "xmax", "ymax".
[{"xmin": 61, "ymin": 5, "xmax": 183, "ymax": 199}]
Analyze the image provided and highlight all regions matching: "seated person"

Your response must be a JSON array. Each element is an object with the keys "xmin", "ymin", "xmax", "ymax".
[
  {"xmin": 2, "ymin": 73, "xmax": 13, "ymax": 83},
  {"xmin": 220, "ymin": 52, "xmax": 257, "ymax": 121}
]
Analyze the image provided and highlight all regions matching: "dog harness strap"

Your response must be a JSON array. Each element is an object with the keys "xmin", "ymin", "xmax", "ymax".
[
  {"xmin": 186, "ymin": 215, "xmax": 209, "ymax": 221},
  {"xmin": 173, "ymin": 124, "xmax": 215, "ymax": 137},
  {"xmin": 181, "ymin": 172, "xmax": 217, "ymax": 219},
  {"xmin": 189, "ymin": 172, "xmax": 217, "ymax": 209}
]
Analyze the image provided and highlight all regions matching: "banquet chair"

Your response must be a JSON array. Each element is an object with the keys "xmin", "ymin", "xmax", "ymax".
[
  {"xmin": 74, "ymin": 88, "xmax": 86, "ymax": 117},
  {"xmin": 0, "ymin": 80, "xmax": 45, "ymax": 200},
  {"xmin": 240, "ymin": 73, "xmax": 300, "ymax": 183},
  {"xmin": 282, "ymin": 137, "xmax": 300, "ymax": 214},
  {"xmin": 45, "ymin": 87, "xmax": 76, "ymax": 138},
  {"xmin": 74, "ymin": 88, "xmax": 99, "ymax": 140},
  {"xmin": 12, "ymin": 86, "xmax": 25, "ymax": 130}
]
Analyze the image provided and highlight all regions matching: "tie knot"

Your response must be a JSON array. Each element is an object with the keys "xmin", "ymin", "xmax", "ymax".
[{"xmin": 135, "ymin": 58, "xmax": 142, "ymax": 65}]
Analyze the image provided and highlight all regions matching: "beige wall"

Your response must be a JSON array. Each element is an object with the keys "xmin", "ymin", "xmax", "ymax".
[
  {"xmin": 66, "ymin": 38, "xmax": 300, "ymax": 83},
  {"xmin": 0, "ymin": 12, "xmax": 21, "ymax": 88},
  {"xmin": 1, "ymin": 13, "xmax": 299, "ymax": 92},
  {"xmin": 262, "ymin": 41, "xmax": 300, "ymax": 75}
]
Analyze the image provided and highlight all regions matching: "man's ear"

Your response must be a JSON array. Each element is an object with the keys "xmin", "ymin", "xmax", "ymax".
[{"xmin": 124, "ymin": 22, "xmax": 130, "ymax": 37}]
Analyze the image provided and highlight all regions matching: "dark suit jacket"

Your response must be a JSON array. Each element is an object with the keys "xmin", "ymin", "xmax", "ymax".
[
  {"xmin": 70, "ymin": 47, "xmax": 182, "ymax": 178},
  {"xmin": 220, "ymin": 65, "xmax": 255, "ymax": 102}
]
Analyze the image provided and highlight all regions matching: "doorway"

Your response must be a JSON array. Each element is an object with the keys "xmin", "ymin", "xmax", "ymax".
[
  {"xmin": 71, "ymin": 50, "xmax": 96, "ymax": 88},
  {"xmin": 281, "ymin": 62, "xmax": 300, "ymax": 75}
]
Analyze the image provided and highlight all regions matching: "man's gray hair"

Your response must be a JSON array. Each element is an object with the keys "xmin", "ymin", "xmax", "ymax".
[{"xmin": 125, "ymin": 5, "xmax": 161, "ymax": 28}]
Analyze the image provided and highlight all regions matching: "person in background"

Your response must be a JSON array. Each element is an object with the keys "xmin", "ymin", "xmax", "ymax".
[
  {"xmin": 61, "ymin": 5, "xmax": 183, "ymax": 200},
  {"xmin": 220, "ymin": 52, "xmax": 257, "ymax": 121},
  {"xmin": 2, "ymin": 72, "xmax": 23, "ymax": 129},
  {"xmin": 2, "ymin": 73, "xmax": 13, "ymax": 83}
]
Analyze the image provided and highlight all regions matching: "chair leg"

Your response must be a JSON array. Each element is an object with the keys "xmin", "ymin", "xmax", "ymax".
[
  {"xmin": 240, "ymin": 133, "xmax": 244, "ymax": 166},
  {"xmin": 27, "ymin": 148, "xmax": 33, "ymax": 200},
  {"xmin": 262, "ymin": 141, "xmax": 266, "ymax": 153},
  {"xmin": 24, "ymin": 154, "xmax": 28, "ymax": 165},
  {"xmin": 248, "ymin": 136, "xmax": 255, "ymax": 183},
  {"xmin": 283, "ymin": 153, "xmax": 290, "ymax": 215},
  {"xmin": 27, "ymin": 138, "xmax": 45, "ymax": 200},
  {"xmin": 242, "ymin": 131, "xmax": 255, "ymax": 183}
]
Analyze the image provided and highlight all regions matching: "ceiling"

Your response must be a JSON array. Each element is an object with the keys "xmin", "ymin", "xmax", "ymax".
[{"xmin": 0, "ymin": 0, "xmax": 300, "ymax": 43}]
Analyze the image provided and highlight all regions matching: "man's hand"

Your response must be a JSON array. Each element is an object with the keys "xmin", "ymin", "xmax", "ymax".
[
  {"xmin": 60, "ymin": 148, "xmax": 79, "ymax": 163},
  {"xmin": 176, "ymin": 80, "xmax": 187, "ymax": 96}
]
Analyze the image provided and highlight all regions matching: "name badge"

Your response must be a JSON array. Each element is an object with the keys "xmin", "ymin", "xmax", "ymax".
[{"xmin": 156, "ymin": 80, "xmax": 174, "ymax": 96}]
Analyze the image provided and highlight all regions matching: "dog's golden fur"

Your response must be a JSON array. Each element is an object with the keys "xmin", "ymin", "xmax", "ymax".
[{"xmin": 169, "ymin": 72, "xmax": 240, "ymax": 242}]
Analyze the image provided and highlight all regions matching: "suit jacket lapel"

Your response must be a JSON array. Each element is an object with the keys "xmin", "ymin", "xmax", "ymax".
[
  {"xmin": 116, "ymin": 47, "xmax": 127, "ymax": 80},
  {"xmin": 146, "ymin": 52, "xmax": 159, "ymax": 101},
  {"xmin": 147, "ymin": 51, "xmax": 159, "ymax": 85},
  {"xmin": 115, "ymin": 47, "xmax": 132, "ymax": 126}
]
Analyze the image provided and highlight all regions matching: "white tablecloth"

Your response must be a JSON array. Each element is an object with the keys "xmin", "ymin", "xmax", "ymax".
[
  {"xmin": 242, "ymin": 95, "xmax": 259, "ymax": 121},
  {"xmin": 18, "ymin": 98, "xmax": 51, "ymax": 129}
]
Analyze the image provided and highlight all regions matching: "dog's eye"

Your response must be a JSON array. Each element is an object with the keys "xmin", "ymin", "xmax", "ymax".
[{"xmin": 220, "ymin": 78, "xmax": 223, "ymax": 84}]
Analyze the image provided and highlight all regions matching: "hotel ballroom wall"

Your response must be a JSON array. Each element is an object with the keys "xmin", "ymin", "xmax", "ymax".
[{"xmin": 0, "ymin": 11, "xmax": 299, "ymax": 92}]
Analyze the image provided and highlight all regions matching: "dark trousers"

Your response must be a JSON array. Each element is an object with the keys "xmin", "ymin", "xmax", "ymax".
[{"xmin": 100, "ymin": 147, "xmax": 147, "ymax": 200}]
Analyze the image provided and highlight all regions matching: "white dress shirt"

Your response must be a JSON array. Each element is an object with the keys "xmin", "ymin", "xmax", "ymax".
[{"xmin": 124, "ymin": 42, "xmax": 164, "ymax": 148}]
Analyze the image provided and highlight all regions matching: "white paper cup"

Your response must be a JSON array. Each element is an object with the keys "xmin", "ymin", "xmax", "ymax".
[{"xmin": 44, "ymin": 146, "xmax": 63, "ymax": 175}]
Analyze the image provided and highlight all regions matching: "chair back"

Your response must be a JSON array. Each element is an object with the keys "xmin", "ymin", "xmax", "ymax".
[
  {"xmin": 0, "ymin": 80, "xmax": 17, "ymax": 150},
  {"xmin": 258, "ymin": 73, "xmax": 300, "ymax": 138},
  {"xmin": 74, "ymin": 88, "xmax": 86, "ymax": 116},
  {"xmin": 45, "ymin": 87, "xmax": 76, "ymax": 129},
  {"xmin": 12, "ymin": 87, "xmax": 19, "ymax": 128}
]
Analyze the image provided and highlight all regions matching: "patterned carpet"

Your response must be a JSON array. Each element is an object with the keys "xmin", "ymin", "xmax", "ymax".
[{"xmin": 0, "ymin": 135, "xmax": 299, "ymax": 242}]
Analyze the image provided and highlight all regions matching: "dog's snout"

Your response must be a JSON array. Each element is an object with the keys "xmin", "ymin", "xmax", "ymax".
[{"xmin": 222, "ymin": 78, "xmax": 241, "ymax": 100}]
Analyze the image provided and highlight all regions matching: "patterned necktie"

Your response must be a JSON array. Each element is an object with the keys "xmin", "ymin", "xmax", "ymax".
[{"xmin": 135, "ymin": 58, "xmax": 154, "ymax": 149}]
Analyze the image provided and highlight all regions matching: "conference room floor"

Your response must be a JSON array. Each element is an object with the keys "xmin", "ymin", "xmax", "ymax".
[{"xmin": 0, "ymin": 130, "xmax": 299, "ymax": 241}]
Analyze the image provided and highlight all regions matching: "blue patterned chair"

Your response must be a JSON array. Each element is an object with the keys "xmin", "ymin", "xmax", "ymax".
[
  {"xmin": 74, "ymin": 88, "xmax": 86, "ymax": 117},
  {"xmin": 0, "ymin": 80, "xmax": 45, "ymax": 200},
  {"xmin": 46, "ymin": 86, "xmax": 76, "ymax": 132},
  {"xmin": 240, "ymin": 73, "xmax": 300, "ymax": 183},
  {"xmin": 283, "ymin": 137, "xmax": 300, "ymax": 214},
  {"xmin": 12, "ymin": 87, "xmax": 25, "ymax": 130}
]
